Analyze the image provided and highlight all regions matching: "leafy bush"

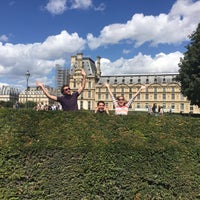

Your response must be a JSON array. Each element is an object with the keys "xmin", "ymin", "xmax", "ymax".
[{"xmin": 0, "ymin": 109, "xmax": 199, "ymax": 199}]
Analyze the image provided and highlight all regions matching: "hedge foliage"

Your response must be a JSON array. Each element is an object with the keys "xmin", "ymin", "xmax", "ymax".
[{"xmin": 0, "ymin": 109, "xmax": 200, "ymax": 200}]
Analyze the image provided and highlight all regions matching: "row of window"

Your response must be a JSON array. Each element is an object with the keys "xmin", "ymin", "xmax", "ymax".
[
  {"xmin": 96, "ymin": 93, "xmax": 185, "ymax": 101},
  {"xmin": 103, "ymin": 77, "xmax": 177, "ymax": 84},
  {"xmin": 96, "ymin": 87, "xmax": 178, "ymax": 93}
]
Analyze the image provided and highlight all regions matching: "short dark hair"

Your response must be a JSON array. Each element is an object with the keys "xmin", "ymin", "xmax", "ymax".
[
  {"xmin": 97, "ymin": 101, "xmax": 105, "ymax": 106},
  {"xmin": 61, "ymin": 84, "xmax": 70, "ymax": 94}
]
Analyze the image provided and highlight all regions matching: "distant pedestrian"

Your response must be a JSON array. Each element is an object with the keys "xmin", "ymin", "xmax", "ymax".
[
  {"xmin": 158, "ymin": 105, "xmax": 164, "ymax": 115},
  {"xmin": 148, "ymin": 105, "xmax": 153, "ymax": 115},
  {"xmin": 152, "ymin": 103, "xmax": 157, "ymax": 113}
]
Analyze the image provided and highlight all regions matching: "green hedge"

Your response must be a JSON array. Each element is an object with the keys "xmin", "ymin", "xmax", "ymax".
[{"xmin": 0, "ymin": 109, "xmax": 200, "ymax": 199}]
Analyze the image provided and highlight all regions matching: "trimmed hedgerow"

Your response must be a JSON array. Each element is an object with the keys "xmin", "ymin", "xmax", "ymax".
[{"xmin": 0, "ymin": 109, "xmax": 200, "ymax": 199}]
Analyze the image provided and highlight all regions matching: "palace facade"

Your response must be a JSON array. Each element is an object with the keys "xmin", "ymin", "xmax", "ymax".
[
  {"xmin": 18, "ymin": 86, "xmax": 57, "ymax": 106},
  {"xmin": 69, "ymin": 53, "xmax": 200, "ymax": 114},
  {"xmin": 0, "ymin": 85, "xmax": 20, "ymax": 102}
]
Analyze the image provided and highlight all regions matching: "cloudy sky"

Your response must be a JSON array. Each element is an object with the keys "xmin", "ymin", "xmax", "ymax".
[{"xmin": 0, "ymin": 0, "xmax": 200, "ymax": 89}]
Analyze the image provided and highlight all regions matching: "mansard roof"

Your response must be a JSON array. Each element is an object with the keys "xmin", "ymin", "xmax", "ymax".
[
  {"xmin": 0, "ymin": 85, "xmax": 21, "ymax": 95},
  {"xmin": 70, "ymin": 57, "xmax": 97, "ymax": 76},
  {"xmin": 97, "ymin": 73, "xmax": 179, "ymax": 86}
]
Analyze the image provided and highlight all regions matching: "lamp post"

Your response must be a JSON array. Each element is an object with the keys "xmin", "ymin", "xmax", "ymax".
[{"xmin": 25, "ymin": 70, "xmax": 30, "ymax": 108}]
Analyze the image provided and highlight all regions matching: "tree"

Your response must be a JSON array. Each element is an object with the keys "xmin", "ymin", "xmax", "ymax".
[{"xmin": 176, "ymin": 23, "xmax": 200, "ymax": 107}]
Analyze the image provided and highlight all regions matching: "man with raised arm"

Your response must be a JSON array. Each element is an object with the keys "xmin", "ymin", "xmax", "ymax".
[{"xmin": 36, "ymin": 69, "xmax": 86, "ymax": 111}]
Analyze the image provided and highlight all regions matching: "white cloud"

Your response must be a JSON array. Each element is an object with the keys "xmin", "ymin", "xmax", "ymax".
[
  {"xmin": 0, "ymin": 35, "xmax": 9, "ymax": 42},
  {"xmin": 45, "ymin": 0, "xmax": 103, "ymax": 15},
  {"xmin": 123, "ymin": 49, "xmax": 131, "ymax": 54},
  {"xmin": 87, "ymin": 0, "xmax": 200, "ymax": 49},
  {"xmin": 94, "ymin": 2, "xmax": 106, "ymax": 11},
  {"xmin": 0, "ymin": 31, "xmax": 86, "ymax": 88},
  {"xmin": 100, "ymin": 51, "xmax": 183, "ymax": 75},
  {"xmin": 45, "ymin": 0, "xmax": 67, "ymax": 15},
  {"xmin": 70, "ymin": 0, "xmax": 92, "ymax": 9}
]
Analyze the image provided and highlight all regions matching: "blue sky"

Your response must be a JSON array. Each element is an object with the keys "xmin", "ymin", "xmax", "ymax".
[{"xmin": 0, "ymin": 0, "xmax": 200, "ymax": 90}]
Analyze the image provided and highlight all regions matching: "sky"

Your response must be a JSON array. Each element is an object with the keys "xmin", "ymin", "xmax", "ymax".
[{"xmin": 0, "ymin": 0, "xmax": 200, "ymax": 90}]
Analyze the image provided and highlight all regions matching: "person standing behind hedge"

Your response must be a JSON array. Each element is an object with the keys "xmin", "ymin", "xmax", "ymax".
[
  {"xmin": 94, "ymin": 100, "xmax": 109, "ymax": 115},
  {"xmin": 104, "ymin": 82, "xmax": 146, "ymax": 115},
  {"xmin": 36, "ymin": 69, "xmax": 86, "ymax": 111}
]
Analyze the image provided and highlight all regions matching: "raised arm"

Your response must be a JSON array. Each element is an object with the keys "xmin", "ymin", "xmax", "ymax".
[
  {"xmin": 78, "ymin": 69, "xmax": 87, "ymax": 94},
  {"xmin": 36, "ymin": 81, "xmax": 57, "ymax": 101},
  {"xmin": 126, "ymin": 85, "xmax": 147, "ymax": 107},
  {"xmin": 104, "ymin": 82, "xmax": 113, "ymax": 97},
  {"xmin": 133, "ymin": 85, "xmax": 146, "ymax": 99}
]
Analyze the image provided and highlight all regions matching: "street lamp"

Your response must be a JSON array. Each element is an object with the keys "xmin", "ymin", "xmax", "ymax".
[{"xmin": 25, "ymin": 70, "xmax": 30, "ymax": 108}]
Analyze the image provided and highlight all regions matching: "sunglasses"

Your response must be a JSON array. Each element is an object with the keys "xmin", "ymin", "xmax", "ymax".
[{"xmin": 64, "ymin": 88, "xmax": 71, "ymax": 91}]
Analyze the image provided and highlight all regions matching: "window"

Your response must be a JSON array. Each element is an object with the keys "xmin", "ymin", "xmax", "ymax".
[
  {"xmin": 88, "ymin": 101, "xmax": 91, "ymax": 110},
  {"xmin": 171, "ymin": 93, "xmax": 175, "ymax": 100},
  {"xmin": 80, "ymin": 101, "xmax": 83, "ymax": 109},
  {"xmin": 180, "ymin": 94, "xmax": 184, "ymax": 100},
  {"xmin": 145, "ymin": 93, "xmax": 149, "ymax": 100},
  {"xmin": 180, "ymin": 103, "xmax": 184, "ymax": 111},
  {"xmin": 163, "ymin": 87, "xmax": 166, "ymax": 92},
  {"xmin": 190, "ymin": 105, "xmax": 193, "ymax": 112},
  {"xmin": 154, "ymin": 93, "xmax": 157, "ymax": 100},
  {"xmin": 163, "ymin": 103, "xmax": 166, "ymax": 109},
  {"xmin": 106, "ymin": 93, "xmax": 109, "ymax": 99},
  {"xmin": 88, "ymin": 81, "xmax": 91, "ymax": 88},
  {"xmin": 88, "ymin": 91, "xmax": 91, "ymax": 98},
  {"xmin": 163, "ymin": 93, "xmax": 166, "ymax": 100}
]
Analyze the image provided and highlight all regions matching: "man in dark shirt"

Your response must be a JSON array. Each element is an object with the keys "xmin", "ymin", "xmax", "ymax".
[{"xmin": 36, "ymin": 69, "xmax": 86, "ymax": 111}]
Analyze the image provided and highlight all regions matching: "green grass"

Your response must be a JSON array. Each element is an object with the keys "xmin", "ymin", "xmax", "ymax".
[{"xmin": 0, "ymin": 109, "xmax": 200, "ymax": 199}]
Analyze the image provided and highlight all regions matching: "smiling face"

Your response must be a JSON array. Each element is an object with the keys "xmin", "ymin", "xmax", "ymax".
[
  {"xmin": 98, "ymin": 102, "xmax": 105, "ymax": 111},
  {"xmin": 61, "ymin": 85, "xmax": 72, "ymax": 95},
  {"xmin": 117, "ymin": 96, "xmax": 125, "ymax": 107}
]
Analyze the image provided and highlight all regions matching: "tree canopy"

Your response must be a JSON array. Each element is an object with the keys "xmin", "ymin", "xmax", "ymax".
[{"xmin": 176, "ymin": 23, "xmax": 200, "ymax": 107}]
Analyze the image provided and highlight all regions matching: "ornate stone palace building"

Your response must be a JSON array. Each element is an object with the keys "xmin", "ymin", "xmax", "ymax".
[
  {"xmin": 0, "ymin": 85, "xmax": 20, "ymax": 102},
  {"xmin": 69, "ymin": 53, "xmax": 200, "ymax": 114},
  {"xmin": 18, "ymin": 86, "xmax": 57, "ymax": 106}
]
